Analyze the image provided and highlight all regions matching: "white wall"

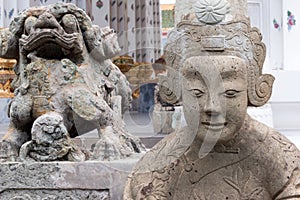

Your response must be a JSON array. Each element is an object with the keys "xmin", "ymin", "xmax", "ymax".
[
  {"xmin": 268, "ymin": 0, "xmax": 300, "ymax": 142},
  {"xmin": 3, "ymin": 0, "xmax": 17, "ymax": 27},
  {"xmin": 248, "ymin": 0, "xmax": 270, "ymax": 68},
  {"xmin": 243, "ymin": 0, "xmax": 300, "ymax": 147},
  {"xmin": 282, "ymin": 0, "xmax": 300, "ymax": 70},
  {"xmin": 270, "ymin": 71, "xmax": 300, "ymax": 138},
  {"xmin": 269, "ymin": 0, "xmax": 283, "ymax": 70}
]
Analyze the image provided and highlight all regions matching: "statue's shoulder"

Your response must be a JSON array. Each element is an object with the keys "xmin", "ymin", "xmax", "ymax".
[
  {"xmin": 251, "ymin": 118, "xmax": 300, "ymax": 159},
  {"xmin": 249, "ymin": 117, "xmax": 300, "ymax": 166},
  {"xmin": 249, "ymin": 117, "xmax": 300, "ymax": 198},
  {"xmin": 267, "ymin": 128, "xmax": 300, "ymax": 199},
  {"xmin": 124, "ymin": 129, "xmax": 188, "ymax": 200}
]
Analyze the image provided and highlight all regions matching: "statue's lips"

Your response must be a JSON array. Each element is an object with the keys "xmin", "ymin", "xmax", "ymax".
[
  {"xmin": 19, "ymin": 29, "xmax": 82, "ymax": 53},
  {"xmin": 202, "ymin": 121, "xmax": 227, "ymax": 131}
]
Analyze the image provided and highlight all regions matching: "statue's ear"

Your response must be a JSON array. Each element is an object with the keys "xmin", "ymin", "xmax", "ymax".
[
  {"xmin": 83, "ymin": 26, "xmax": 99, "ymax": 52},
  {"xmin": 158, "ymin": 71, "xmax": 182, "ymax": 105}
]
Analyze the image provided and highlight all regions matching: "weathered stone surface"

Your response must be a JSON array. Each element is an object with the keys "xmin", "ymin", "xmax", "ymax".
[
  {"xmin": 19, "ymin": 112, "xmax": 86, "ymax": 162},
  {"xmin": 0, "ymin": 154, "xmax": 141, "ymax": 200},
  {"xmin": 1, "ymin": 190, "xmax": 109, "ymax": 200},
  {"xmin": 124, "ymin": 0, "xmax": 300, "ymax": 199},
  {"xmin": 0, "ymin": 2, "xmax": 145, "ymax": 162},
  {"xmin": 175, "ymin": 0, "xmax": 248, "ymax": 25}
]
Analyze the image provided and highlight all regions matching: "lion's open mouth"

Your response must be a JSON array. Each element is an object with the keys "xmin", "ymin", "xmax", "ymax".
[{"xmin": 20, "ymin": 29, "xmax": 83, "ymax": 61}]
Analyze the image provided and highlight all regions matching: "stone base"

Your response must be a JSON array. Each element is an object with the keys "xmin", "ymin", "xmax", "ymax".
[
  {"xmin": 0, "ymin": 154, "xmax": 142, "ymax": 200},
  {"xmin": 152, "ymin": 110, "xmax": 175, "ymax": 134},
  {"xmin": 152, "ymin": 106, "xmax": 185, "ymax": 134}
]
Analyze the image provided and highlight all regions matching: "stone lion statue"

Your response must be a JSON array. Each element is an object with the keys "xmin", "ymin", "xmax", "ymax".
[{"xmin": 0, "ymin": 3, "xmax": 145, "ymax": 162}]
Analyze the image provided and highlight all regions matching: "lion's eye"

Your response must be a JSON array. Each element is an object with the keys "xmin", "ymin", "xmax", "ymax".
[
  {"xmin": 224, "ymin": 89, "xmax": 239, "ymax": 98},
  {"xmin": 190, "ymin": 89, "xmax": 204, "ymax": 97}
]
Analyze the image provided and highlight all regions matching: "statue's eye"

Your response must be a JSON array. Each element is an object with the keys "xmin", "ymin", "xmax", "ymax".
[
  {"xmin": 190, "ymin": 89, "xmax": 204, "ymax": 97},
  {"xmin": 224, "ymin": 89, "xmax": 239, "ymax": 98}
]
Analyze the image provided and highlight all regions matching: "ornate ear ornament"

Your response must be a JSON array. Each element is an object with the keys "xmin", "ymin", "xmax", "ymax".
[
  {"xmin": 158, "ymin": 72, "xmax": 181, "ymax": 105},
  {"xmin": 160, "ymin": 29, "xmax": 187, "ymax": 104},
  {"xmin": 163, "ymin": 0, "xmax": 274, "ymax": 107},
  {"xmin": 247, "ymin": 27, "xmax": 275, "ymax": 106},
  {"xmin": 248, "ymin": 73, "xmax": 274, "ymax": 106}
]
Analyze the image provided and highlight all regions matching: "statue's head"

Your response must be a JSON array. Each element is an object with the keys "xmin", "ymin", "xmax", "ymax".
[
  {"xmin": 84, "ymin": 25, "xmax": 121, "ymax": 62},
  {"xmin": 31, "ymin": 112, "xmax": 68, "ymax": 146},
  {"xmin": 160, "ymin": 0, "xmax": 274, "ymax": 144}
]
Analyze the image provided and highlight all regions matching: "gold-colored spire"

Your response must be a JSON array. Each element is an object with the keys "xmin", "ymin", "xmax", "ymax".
[{"xmin": 0, "ymin": 58, "xmax": 16, "ymax": 98}]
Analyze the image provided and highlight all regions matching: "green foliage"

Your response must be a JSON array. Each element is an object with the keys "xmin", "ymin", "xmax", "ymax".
[{"xmin": 162, "ymin": 10, "xmax": 174, "ymax": 28}]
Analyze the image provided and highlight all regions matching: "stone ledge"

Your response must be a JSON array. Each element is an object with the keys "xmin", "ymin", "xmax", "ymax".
[
  {"xmin": 74, "ymin": 137, "xmax": 163, "ymax": 150},
  {"xmin": 0, "ymin": 154, "xmax": 142, "ymax": 200}
]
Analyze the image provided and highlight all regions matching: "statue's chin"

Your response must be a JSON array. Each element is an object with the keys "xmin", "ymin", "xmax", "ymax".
[{"xmin": 195, "ymin": 128, "xmax": 238, "ymax": 145}]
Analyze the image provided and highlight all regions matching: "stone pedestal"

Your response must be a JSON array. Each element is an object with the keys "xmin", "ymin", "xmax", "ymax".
[
  {"xmin": 152, "ymin": 109, "xmax": 174, "ymax": 134},
  {"xmin": 0, "ymin": 98, "xmax": 10, "ymax": 123},
  {"xmin": 152, "ymin": 106, "xmax": 185, "ymax": 134},
  {"xmin": 0, "ymin": 155, "xmax": 141, "ymax": 200}
]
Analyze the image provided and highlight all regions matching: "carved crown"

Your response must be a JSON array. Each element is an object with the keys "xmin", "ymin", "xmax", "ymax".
[{"xmin": 160, "ymin": 0, "xmax": 274, "ymax": 107}]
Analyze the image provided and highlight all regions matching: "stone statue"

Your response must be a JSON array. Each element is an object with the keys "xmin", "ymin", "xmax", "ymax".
[
  {"xmin": 124, "ymin": 0, "xmax": 300, "ymax": 199},
  {"xmin": 0, "ymin": 3, "xmax": 145, "ymax": 162},
  {"xmin": 174, "ymin": 0, "xmax": 198, "ymax": 25},
  {"xmin": 19, "ymin": 112, "xmax": 86, "ymax": 162}
]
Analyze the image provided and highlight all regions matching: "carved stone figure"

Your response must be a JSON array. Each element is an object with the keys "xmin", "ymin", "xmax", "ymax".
[
  {"xmin": 124, "ymin": 0, "xmax": 300, "ymax": 199},
  {"xmin": 0, "ymin": 3, "xmax": 145, "ymax": 162},
  {"xmin": 19, "ymin": 112, "xmax": 86, "ymax": 162}
]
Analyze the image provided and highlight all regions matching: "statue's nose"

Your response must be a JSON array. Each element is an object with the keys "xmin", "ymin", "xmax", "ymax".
[
  {"xmin": 204, "ymin": 95, "xmax": 222, "ymax": 116},
  {"xmin": 34, "ymin": 12, "xmax": 61, "ymax": 30}
]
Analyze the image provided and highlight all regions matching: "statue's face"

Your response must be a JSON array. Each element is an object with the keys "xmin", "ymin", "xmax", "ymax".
[
  {"xmin": 182, "ymin": 56, "xmax": 248, "ymax": 144},
  {"xmin": 100, "ymin": 27, "xmax": 121, "ymax": 58}
]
